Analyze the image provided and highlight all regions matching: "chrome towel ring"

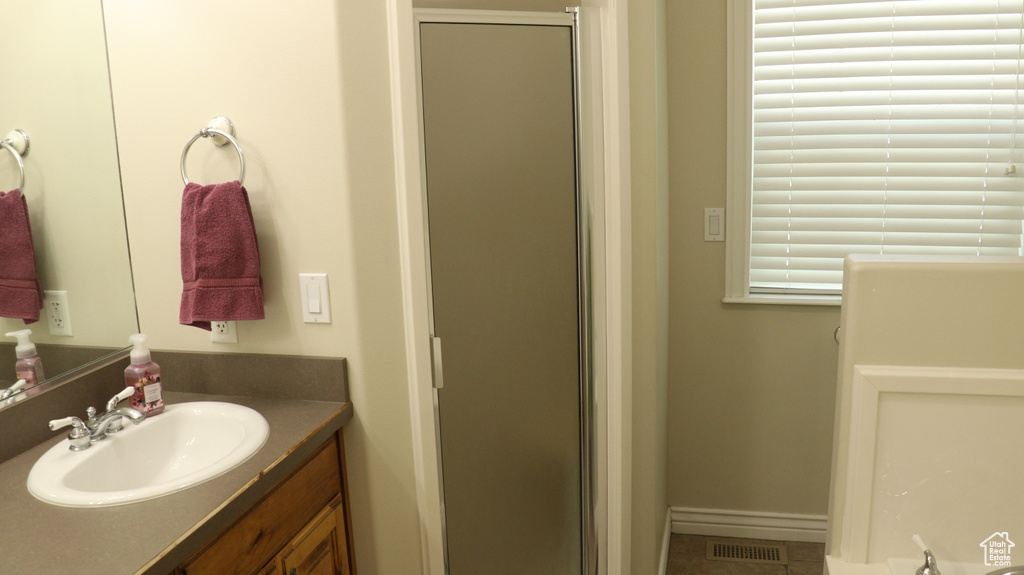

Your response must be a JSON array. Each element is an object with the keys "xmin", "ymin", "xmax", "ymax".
[
  {"xmin": 180, "ymin": 116, "xmax": 245, "ymax": 186},
  {"xmin": 1, "ymin": 129, "xmax": 30, "ymax": 193}
]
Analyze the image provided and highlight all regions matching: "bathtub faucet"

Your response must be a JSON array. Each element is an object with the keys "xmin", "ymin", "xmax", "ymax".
[{"xmin": 916, "ymin": 550, "xmax": 941, "ymax": 575}]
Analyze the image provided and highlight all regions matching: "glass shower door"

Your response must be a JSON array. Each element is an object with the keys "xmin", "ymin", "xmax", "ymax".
[{"xmin": 418, "ymin": 14, "xmax": 585, "ymax": 575}]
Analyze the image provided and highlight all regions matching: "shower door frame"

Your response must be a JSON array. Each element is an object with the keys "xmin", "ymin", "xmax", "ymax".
[
  {"xmin": 413, "ymin": 8, "xmax": 593, "ymax": 575},
  {"xmin": 388, "ymin": 0, "xmax": 633, "ymax": 572}
]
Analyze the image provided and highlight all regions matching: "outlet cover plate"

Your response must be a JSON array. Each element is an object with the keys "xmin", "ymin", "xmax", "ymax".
[
  {"xmin": 43, "ymin": 290, "xmax": 73, "ymax": 337},
  {"xmin": 210, "ymin": 321, "xmax": 237, "ymax": 343}
]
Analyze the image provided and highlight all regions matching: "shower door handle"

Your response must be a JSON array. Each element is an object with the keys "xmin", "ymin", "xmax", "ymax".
[{"xmin": 430, "ymin": 336, "xmax": 444, "ymax": 389}]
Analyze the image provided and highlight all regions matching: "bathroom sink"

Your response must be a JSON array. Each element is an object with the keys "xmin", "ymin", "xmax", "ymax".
[{"xmin": 27, "ymin": 401, "xmax": 269, "ymax": 507}]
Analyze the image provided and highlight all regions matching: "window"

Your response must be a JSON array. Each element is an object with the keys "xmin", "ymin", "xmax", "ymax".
[{"xmin": 725, "ymin": 0, "xmax": 1024, "ymax": 303}]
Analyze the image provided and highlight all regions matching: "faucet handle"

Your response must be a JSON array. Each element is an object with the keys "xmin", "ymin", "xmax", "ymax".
[
  {"xmin": 93, "ymin": 387, "xmax": 136, "ymax": 436},
  {"xmin": 49, "ymin": 416, "xmax": 91, "ymax": 451},
  {"xmin": 49, "ymin": 416, "xmax": 83, "ymax": 431},
  {"xmin": 105, "ymin": 386, "xmax": 135, "ymax": 412},
  {"xmin": 0, "ymin": 379, "xmax": 26, "ymax": 400}
]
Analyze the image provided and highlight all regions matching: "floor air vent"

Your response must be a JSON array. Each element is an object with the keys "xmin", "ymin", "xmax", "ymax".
[{"xmin": 706, "ymin": 540, "xmax": 788, "ymax": 565}]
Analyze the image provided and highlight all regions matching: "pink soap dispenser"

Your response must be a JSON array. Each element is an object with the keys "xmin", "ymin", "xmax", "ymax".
[
  {"xmin": 125, "ymin": 333, "xmax": 164, "ymax": 416},
  {"xmin": 6, "ymin": 329, "xmax": 45, "ymax": 390}
]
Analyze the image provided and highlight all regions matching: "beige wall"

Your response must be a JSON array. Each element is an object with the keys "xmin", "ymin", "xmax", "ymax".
[
  {"xmin": 631, "ymin": 0, "xmax": 670, "ymax": 572},
  {"xmin": 102, "ymin": 2, "xmax": 423, "ymax": 573},
  {"xmin": 666, "ymin": 0, "xmax": 840, "ymax": 516}
]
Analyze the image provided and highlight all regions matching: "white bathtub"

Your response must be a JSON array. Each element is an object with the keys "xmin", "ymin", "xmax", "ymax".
[{"xmin": 825, "ymin": 555, "xmax": 995, "ymax": 575}]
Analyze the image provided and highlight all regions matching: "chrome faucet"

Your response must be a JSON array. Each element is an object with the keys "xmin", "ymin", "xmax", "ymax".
[
  {"xmin": 49, "ymin": 386, "xmax": 146, "ymax": 451},
  {"xmin": 917, "ymin": 550, "xmax": 941, "ymax": 575},
  {"xmin": 86, "ymin": 386, "xmax": 136, "ymax": 437},
  {"xmin": 912, "ymin": 534, "xmax": 941, "ymax": 575},
  {"xmin": 89, "ymin": 407, "xmax": 146, "ymax": 440}
]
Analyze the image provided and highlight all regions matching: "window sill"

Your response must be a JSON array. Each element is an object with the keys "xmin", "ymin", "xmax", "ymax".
[{"xmin": 722, "ymin": 294, "xmax": 841, "ymax": 307}]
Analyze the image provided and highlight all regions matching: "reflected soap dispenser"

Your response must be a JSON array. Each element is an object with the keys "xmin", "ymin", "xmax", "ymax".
[
  {"xmin": 5, "ymin": 329, "xmax": 45, "ymax": 389},
  {"xmin": 125, "ymin": 334, "xmax": 164, "ymax": 416}
]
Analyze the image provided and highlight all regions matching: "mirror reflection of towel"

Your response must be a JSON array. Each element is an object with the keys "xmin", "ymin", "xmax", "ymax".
[
  {"xmin": 179, "ymin": 180, "xmax": 264, "ymax": 331},
  {"xmin": 0, "ymin": 190, "xmax": 43, "ymax": 324}
]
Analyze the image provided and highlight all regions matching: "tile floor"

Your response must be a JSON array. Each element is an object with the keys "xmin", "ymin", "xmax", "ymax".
[{"xmin": 667, "ymin": 534, "xmax": 825, "ymax": 575}]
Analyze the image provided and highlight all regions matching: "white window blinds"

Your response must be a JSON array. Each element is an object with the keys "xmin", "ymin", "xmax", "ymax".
[{"xmin": 750, "ymin": 0, "xmax": 1024, "ymax": 295}]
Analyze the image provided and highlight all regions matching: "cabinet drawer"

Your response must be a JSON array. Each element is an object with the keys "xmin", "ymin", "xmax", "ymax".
[{"xmin": 182, "ymin": 436, "xmax": 342, "ymax": 575}]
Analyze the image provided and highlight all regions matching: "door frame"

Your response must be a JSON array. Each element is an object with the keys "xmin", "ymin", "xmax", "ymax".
[{"xmin": 384, "ymin": 3, "xmax": 632, "ymax": 575}]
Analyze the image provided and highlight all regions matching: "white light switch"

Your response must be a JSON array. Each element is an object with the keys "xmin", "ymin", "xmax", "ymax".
[
  {"xmin": 704, "ymin": 208, "xmax": 725, "ymax": 242},
  {"xmin": 300, "ymin": 273, "xmax": 331, "ymax": 324},
  {"xmin": 307, "ymin": 284, "xmax": 321, "ymax": 313}
]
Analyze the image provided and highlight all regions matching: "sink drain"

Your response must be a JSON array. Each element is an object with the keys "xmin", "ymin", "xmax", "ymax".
[{"xmin": 706, "ymin": 540, "xmax": 788, "ymax": 565}]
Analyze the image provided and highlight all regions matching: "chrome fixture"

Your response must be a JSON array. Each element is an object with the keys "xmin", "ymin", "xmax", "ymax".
[
  {"xmin": 88, "ymin": 407, "xmax": 146, "ymax": 441},
  {"xmin": 48, "ymin": 417, "xmax": 91, "ymax": 451},
  {"xmin": 916, "ymin": 550, "xmax": 941, "ymax": 575},
  {"xmin": 180, "ymin": 116, "xmax": 245, "ymax": 185},
  {"xmin": 86, "ymin": 386, "xmax": 135, "ymax": 436},
  {"xmin": 1, "ymin": 129, "xmax": 29, "ymax": 192},
  {"xmin": 49, "ymin": 386, "xmax": 145, "ymax": 450},
  {"xmin": 912, "ymin": 534, "xmax": 941, "ymax": 575},
  {"xmin": 0, "ymin": 379, "xmax": 26, "ymax": 400}
]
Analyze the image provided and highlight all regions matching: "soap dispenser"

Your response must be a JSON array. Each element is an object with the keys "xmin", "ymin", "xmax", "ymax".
[
  {"xmin": 125, "ymin": 334, "xmax": 164, "ymax": 416},
  {"xmin": 5, "ymin": 329, "xmax": 45, "ymax": 389}
]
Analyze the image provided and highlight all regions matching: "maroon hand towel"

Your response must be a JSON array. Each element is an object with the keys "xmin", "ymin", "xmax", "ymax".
[
  {"xmin": 180, "ymin": 180, "xmax": 264, "ymax": 330},
  {"xmin": 0, "ymin": 189, "xmax": 43, "ymax": 324}
]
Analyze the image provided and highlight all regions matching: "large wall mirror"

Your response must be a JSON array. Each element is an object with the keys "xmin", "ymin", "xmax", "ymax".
[{"xmin": 0, "ymin": 1, "xmax": 139, "ymax": 406}]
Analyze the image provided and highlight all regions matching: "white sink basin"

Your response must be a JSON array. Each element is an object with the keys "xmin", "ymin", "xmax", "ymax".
[{"xmin": 28, "ymin": 402, "xmax": 269, "ymax": 507}]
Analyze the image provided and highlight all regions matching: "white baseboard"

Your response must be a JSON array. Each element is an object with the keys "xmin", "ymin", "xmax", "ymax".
[
  {"xmin": 671, "ymin": 507, "xmax": 827, "ymax": 543},
  {"xmin": 659, "ymin": 507, "xmax": 672, "ymax": 575}
]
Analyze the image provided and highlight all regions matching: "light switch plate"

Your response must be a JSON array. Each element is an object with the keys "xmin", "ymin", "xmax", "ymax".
[
  {"xmin": 704, "ymin": 208, "xmax": 725, "ymax": 242},
  {"xmin": 300, "ymin": 273, "xmax": 331, "ymax": 324}
]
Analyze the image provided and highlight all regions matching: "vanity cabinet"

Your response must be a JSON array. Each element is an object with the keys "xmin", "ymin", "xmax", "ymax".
[{"xmin": 177, "ymin": 430, "xmax": 354, "ymax": 575}]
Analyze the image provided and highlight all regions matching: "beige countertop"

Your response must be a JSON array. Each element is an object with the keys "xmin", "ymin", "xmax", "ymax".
[{"xmin": 0, "ymin": 391, "xmax": 352, "ymax": 575}]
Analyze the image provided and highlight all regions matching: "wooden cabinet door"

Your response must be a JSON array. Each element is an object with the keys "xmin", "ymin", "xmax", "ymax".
[
  {"xmin": 181, "ymin": 438, "xmax": 342, "ymax": 575},
  {"xmin": 275, "ymin": 497, "xmax": 349, "ymax": 575}
]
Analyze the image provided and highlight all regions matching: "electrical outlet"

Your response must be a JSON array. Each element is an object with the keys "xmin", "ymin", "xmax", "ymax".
[
  {"xmin": 43, "ymin": 290, "xmax": 73, "ymax": 336},
  {"xmin": 210, "ymin": 321, "xmax": 237, "ymax": 343}
]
